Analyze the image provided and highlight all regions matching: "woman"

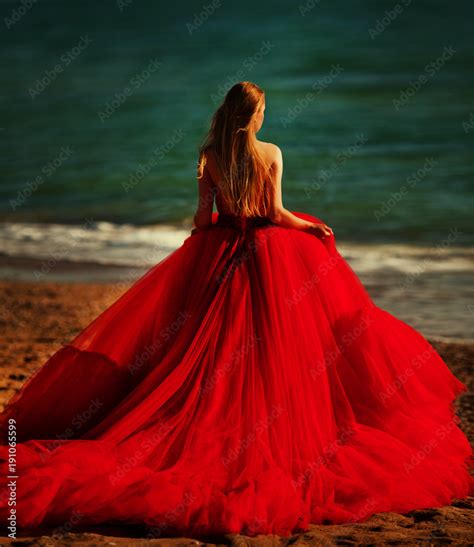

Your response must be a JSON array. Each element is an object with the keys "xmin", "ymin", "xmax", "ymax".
[{"xmin": 0, "ymin": 82, "xmax": 472, "ymax": 537}]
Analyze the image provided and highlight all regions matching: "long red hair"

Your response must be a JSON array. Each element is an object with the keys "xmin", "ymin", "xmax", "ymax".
[{"xmin": 198, "ymin": 82, "xmax": 270, "ymax": 217}]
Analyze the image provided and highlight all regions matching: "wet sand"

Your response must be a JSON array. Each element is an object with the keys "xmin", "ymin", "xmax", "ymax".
[{"xmin": 0, "ymin": 280, "xmax": 472, "ymax": 546}]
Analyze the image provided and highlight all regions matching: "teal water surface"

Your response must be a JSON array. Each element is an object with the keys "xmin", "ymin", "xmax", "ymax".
[{"xmin": 1, "ymin": 0, "xmax": 473, "ymax": 244}]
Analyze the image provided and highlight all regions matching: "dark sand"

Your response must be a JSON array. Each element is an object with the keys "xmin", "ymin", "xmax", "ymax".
[{"xmin": 0, "ymin": 281, "xmax": 472, "ymax": 546}]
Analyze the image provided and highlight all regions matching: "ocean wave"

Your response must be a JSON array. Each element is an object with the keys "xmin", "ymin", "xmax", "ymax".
[
  {"xmin": 0, "ymin": 221, "xmax": 472, "ymax": 342},
  {"xmin": 0, "ymin": 221, "xmax": 190, "ymax": 267},
  {"xmin": 0, "ymin": 221, "xmax": 472, "ymax": 274}
]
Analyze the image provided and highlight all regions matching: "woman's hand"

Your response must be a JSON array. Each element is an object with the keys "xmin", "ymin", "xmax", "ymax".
[{"xmin": 307, "ymin": 222, "xmax": 333, "ymax": 238}]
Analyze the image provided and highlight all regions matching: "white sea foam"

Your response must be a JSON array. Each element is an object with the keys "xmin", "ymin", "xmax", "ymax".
[
  {"xmin": 0, "ymin": 222, "xmax": 472, "ymax": 341},
  {"xmin": 0, "ymin": 221, "xmax": 190, "ymax": 267},
  {"xmin": 0, "ymin": 221, "xmax": 472, "ymax": 274}
]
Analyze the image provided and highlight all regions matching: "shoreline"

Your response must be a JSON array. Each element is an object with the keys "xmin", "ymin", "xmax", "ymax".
[
  {"xmin": 1, "ymin": 243, "xmax": 472, "ymax": 342},
  {"xmin": 0, "ymin": 254, "xmax": 147, "ymax": 283}
]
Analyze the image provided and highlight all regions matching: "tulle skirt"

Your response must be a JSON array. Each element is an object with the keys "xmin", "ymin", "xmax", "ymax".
[{"xmin": 0, "ymin": 212, "xmax": 472, "ymax": 537}]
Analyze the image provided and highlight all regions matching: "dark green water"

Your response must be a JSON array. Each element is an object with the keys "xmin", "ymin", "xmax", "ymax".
[{"xmin": 1, "ymin": 0, "xmax": 473, "ymax": 244}]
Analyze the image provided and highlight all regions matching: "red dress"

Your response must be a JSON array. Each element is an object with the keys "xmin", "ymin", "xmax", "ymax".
[{"xmin": 0, "ymin": 211, "xmax": 472, "ymax": 536}]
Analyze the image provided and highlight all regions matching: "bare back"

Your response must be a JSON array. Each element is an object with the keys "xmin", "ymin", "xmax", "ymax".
[{"xmin": 203, "ymin": 142, "xmax": 279, "ymax": 216}]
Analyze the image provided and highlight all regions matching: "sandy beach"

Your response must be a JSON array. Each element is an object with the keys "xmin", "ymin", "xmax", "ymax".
[
  {"xmin": 2, "ymin": 0, "xmax": 473, "ymax": 543},
  {"xmin": 0, "ymin": 279, "xmax": 472, "ymax": 546}
]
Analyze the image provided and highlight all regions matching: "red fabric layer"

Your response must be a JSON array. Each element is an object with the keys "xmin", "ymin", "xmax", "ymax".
[{"xmin": 0, "ymin": 212, "xmax": 472, "ymax": 536}]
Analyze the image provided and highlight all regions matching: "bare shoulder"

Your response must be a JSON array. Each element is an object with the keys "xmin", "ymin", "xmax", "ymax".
[
  {"xmin": 256, "ymin": 140, "xmax": 282, "ymax": 166},
  {"xmin": 199, "ymin": 145, "xmax": 220, "ymax": 185}
]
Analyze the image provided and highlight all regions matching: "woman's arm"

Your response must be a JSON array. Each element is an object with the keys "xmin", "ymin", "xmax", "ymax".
[
  {"xmin": 267, "ymin": 145, "xmax": 333, "ymax": 236},
  {"xmin": 193, "ymin": 159, "xmax": 215, "ymax": 230}
]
